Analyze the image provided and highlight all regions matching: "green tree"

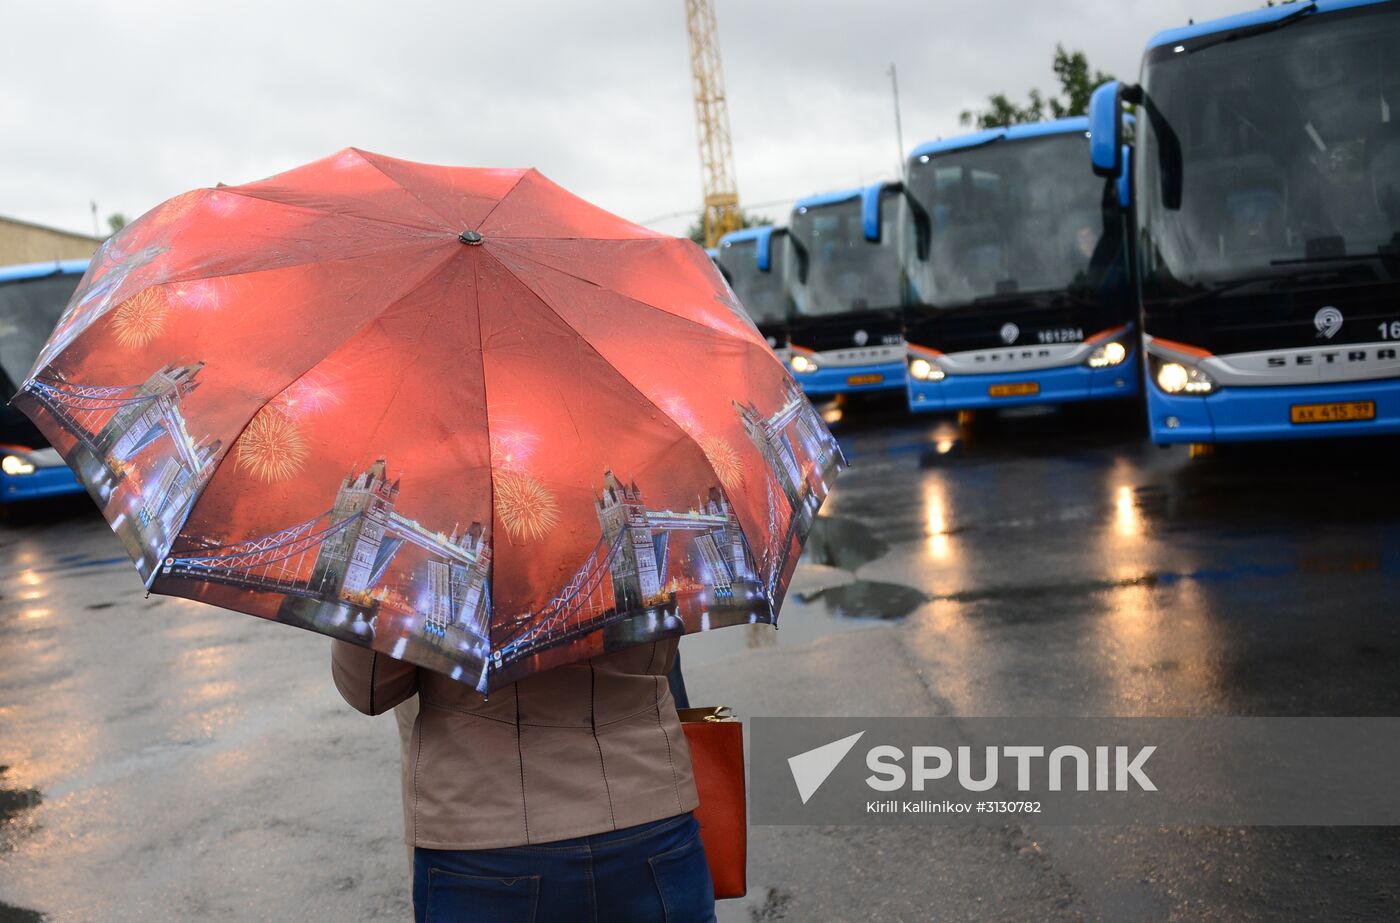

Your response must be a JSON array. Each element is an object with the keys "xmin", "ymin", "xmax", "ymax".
[
  {"xmin": 686, "ymin": 210, "xmax": 773, "ymax": 247},
  {"xmin": 106, "ymin": 212, "xmax": 128, "ymax": 235},
  {"xmin": 961, "ymin": 45, "xmax": 1114, "ymax": 129}
]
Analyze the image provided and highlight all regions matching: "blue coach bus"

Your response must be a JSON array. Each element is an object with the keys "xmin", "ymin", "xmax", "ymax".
[
  {"xmin": 1, "ymin": 260, "xmax": 87, "ymax": 505},
  {"xmin": 1092, "ymin": 0, "xmax": 1400, "ymax": 444},
  {"xmin": 784, "ymin": 182, "xmax": 908, "ymax": 397},
  {"xmin": 901, "ymin": 118, "xmax": 1139, "ymax": 414},
  {"xmin": 716, "ymin": 225, "xmax": 793, "ymax": 363}
]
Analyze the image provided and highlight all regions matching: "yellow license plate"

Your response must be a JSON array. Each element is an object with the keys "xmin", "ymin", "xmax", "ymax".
[
  {"xmin": 1290, "ymin": 401, "xmax": 1375, "ymax": 424},
  {"xmin": 988, "ymin": 382, "xmax": 1040, "ymax": 398},
  {"xmin": 847, "ymin": 373, "xmax": 884, "ymax": 386}
]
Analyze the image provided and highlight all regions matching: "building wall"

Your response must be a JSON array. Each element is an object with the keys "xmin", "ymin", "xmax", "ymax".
[{"xmin": 0, "ymin": 216, "xmax": 103, "ymax": 265}]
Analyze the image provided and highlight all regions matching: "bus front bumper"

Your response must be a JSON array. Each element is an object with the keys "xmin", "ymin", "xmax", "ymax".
[
  {"xmin": 792, "ymin": 361, "xmax": 908, "ymax": 397},
  {"xmin": 1147, "ymin": 377, "xmax": 1400, "ymax": 445},
  {"xmin": 908, "ymin": 355, "xmax": 1139, "ymax": 413}
]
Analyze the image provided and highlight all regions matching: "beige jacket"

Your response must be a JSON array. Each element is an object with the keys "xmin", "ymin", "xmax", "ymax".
[{"xmin": 331, "ymin": 638, "xmax": 699, "ymax": 850}]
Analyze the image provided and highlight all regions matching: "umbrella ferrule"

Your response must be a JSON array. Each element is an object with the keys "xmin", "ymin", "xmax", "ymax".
[{"xmin": 458, "ymin": 230, "xmax": 483, "ymax": 245}]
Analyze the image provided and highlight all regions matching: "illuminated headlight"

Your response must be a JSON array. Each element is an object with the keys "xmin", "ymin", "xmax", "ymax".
[
  {"xmin": 2, "ymin": 454, "xmax": 37, "ymax": 476},
  {"xmin": 908, "ymin": 357, "xmax": 945, "ymax": 382},
  {"xmin": 1086, "ymin": 340, "xmax": 1129, "ymax": 368},
  {"xmin": 1152, "ymin": 358, "xmax": 1216, "ymax": 395},
  {"xmin": 790, "ymin": 354, "xmax": 817, "ymax": 374}
]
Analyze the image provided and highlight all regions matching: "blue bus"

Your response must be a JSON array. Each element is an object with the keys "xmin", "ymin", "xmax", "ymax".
[
  {"xmin": 784, "ymin": 182, "xmax": 908, "ymax": 397},
  {"xmin": 1, "ymin": 259, "xmax": 88, "ymax": 505},
  {"xmin": 901, "ymin": 118, "xmax": 1139, "ymax": 414},
  {"xmin": 1092, "ymin": 0, "xmax": 1400, "ymax": 444},
  {"xmin": 715, "ymin": 225, "xmax": 793, "ymax": 363}
]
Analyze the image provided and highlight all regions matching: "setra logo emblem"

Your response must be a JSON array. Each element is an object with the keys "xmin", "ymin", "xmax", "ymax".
[
  {"xmin": 853, "ymin": 329, "xmax": 869, "ymax": 346},
  {"xmin": 999, "ymin": 323, "xmax": 1020, "ymax": 345},
  {"xmin": 1314, "ymin": 306, "xmax": 1344, "ymax": 339}
]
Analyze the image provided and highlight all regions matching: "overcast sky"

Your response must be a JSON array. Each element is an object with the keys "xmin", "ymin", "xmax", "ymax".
[{"xmin": 3, "ymin": 0, "xmax": 1249, "ymax": 240}]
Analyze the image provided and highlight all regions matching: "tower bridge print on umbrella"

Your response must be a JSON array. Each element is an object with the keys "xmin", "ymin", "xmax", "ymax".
[{"xmin": 12, "ymin": 148, "xmax": 842, "ymax": 692}]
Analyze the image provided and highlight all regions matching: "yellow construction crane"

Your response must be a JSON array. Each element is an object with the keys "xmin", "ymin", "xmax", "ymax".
[{"xmin": 684, "ymin": 0, "xmax": 740, "ymax": 247}]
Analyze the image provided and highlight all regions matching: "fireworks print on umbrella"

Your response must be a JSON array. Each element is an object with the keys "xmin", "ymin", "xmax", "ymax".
[{"xmin": 489, "ymin": 423, "xmax": 562, "ymax": 543}]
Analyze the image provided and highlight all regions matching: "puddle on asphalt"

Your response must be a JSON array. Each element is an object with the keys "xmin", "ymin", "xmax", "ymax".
[
  {"xmin": 799, "ymin": 580, "xmax": 930, "ymax": 620},
  {"xmin": 0, "ymin": 765, "xmax": 43, "ymax": 851},
  {"xmin": 0, "ymin": 903, "xmax": 45, "ymax": 923},
  {"xmin": 798, "ymin": 518, "xmax": 925, "ymax": 620},
  {"xmin": 802, "ymin": 515, "xmax": 890, "ymax": 570}
]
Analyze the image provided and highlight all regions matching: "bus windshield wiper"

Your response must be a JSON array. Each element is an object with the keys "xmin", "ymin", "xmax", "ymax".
[
  {"xmin": 1177, "ymin": 265, "xmax": 1364, "ymax": 304},
  {"xmin": 1271, "ymin": 254, "xmax": 1382, "ymax": 266},
  {"xmin": 971, "ymin": 287, "xmax": 1066, "ymax": 306},
  {"xmin": 1185, "ymin": 2, "xmax": 1317, "ymax": 55},
  {"xmin": 1272, "ymin": 238, "xmax": 1400, "ymax": 268}
]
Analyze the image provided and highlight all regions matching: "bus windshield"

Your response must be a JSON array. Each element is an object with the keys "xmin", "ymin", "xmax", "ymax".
[
  {"xmin": 1137, "ymin": 4, "xmax": 1400, "ymax": 292},
  {"xmin": 0, "ymin": 273, "xmax": 81, "ymax": 398},
  {"xmin": 718, "ymin": 236, "xmax": 789, "ymax": 325},
  {"xmin": 904, "ymin": 132, "xmax": 1118, "ymax": 308},
  {"xmin": 787, "ymin": 194, "xmax": 902, "ymax": 317}
]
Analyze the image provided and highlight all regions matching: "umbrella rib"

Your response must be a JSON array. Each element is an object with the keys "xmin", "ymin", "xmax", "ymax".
[
  {"xmin": 155, "ymin": 245, "xmax": 466, "ymax": 570},
  {"xmin": 210, "ymin": 186, "xmax": 456, "ymax": 236},
  {"xmin": 347, "ymin": 150, "xmax": 466, "ymax": 229},
  {"xmin": 484, "ymin": 252, "xmax": 741, "ymax": 509},
  {"xmin": 489, "ymin": 241, "xmax": 772, "ymax": 351},
  {"xmin": 472, "ymin": 170, "xmax": 530, "ymax": 233},
  {"xmin": 469, "ymin": 255, "xmax": 497, "ymax": 665},
  {"xmin": 489, "ymin": 244, "xmax": 787, "ymax": 382}
]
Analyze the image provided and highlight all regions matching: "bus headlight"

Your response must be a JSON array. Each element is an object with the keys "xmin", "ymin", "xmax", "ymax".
[
  {"xmin": 1151, "ymin": 357, "xmax": 1216, "ymax": 395},
  {"xmin": 2, "ymin": 454, "xmax": 37, "ymax": 476},
  {"xmin": 790, "ymin": 354, "xmax": 817, "ymax": 374},
  {"xmin": 908, "ymin": 358, "xmax": 945, "ymax": 382},
  {"xmin": 1086, "ymin": 340, "xmax": 1129, "ymax": 368}
]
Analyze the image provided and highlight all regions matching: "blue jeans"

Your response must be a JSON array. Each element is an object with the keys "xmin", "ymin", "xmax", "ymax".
[{"xmin": 413, "ymin": 812, "xmax": 715, "ymax": 923}]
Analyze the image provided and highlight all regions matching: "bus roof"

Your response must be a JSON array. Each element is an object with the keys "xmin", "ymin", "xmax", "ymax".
[
  {"xmin": 0, "ymin": 259, "xmax": 89, "ymax": 284},
  {"xmin": 718, "ymin": 225, "xmax": 789, "ymax": 271},
  {"xmin": 1147, "ymin": 0, "xmax": 1388, "ymax": 50},
  {"xmin": 794, "ymin": 181, "xmax": 899, "ymax": 243},
  {"xmin": 908, "ymin": 116, "xmax": 1089, "ymax": 162}
]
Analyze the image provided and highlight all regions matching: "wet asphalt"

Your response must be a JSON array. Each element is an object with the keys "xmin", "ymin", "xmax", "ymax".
[{"xmin": 3, "ymin": 396, "xmax": 1400, "ymax": 922}]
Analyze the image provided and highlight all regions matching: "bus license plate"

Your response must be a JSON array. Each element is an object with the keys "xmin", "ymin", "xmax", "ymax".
[
  {"xmin": 847, "ymin": 373, "xmax": 884, "ymax": 386},
  {"xmin": 1290, "ymin": 401, "xmax": 1375, "ymax": 424},
  {"xmin": 989, "ymin": 382, "xmax": 1039, "ymax": 398}
]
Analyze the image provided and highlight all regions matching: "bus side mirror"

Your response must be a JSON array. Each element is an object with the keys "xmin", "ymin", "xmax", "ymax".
[{"xmin": 1090, "ymin": 81, "xmax": 1123, "ymax": 177}]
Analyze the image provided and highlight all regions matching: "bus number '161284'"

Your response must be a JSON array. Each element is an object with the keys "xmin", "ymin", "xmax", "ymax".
[{"xmin": 1037, "ymin": 328, "xmax": 1084, "ymax": 344}]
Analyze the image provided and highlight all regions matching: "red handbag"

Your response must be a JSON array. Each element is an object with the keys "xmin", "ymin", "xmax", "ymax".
[{"xmin": 678, "ymin": 706, "xmax": 747, "ymax": 899}]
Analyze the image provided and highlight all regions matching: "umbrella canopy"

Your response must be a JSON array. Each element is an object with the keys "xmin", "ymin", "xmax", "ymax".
[{"xmin": 14, "ymin": 149, "xmax": 842, "ymax": 692}]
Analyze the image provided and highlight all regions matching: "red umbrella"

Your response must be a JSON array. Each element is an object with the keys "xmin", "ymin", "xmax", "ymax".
[{"xmin": 15, "ymin": 149, "xmax": 842, "ymax": 692}]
